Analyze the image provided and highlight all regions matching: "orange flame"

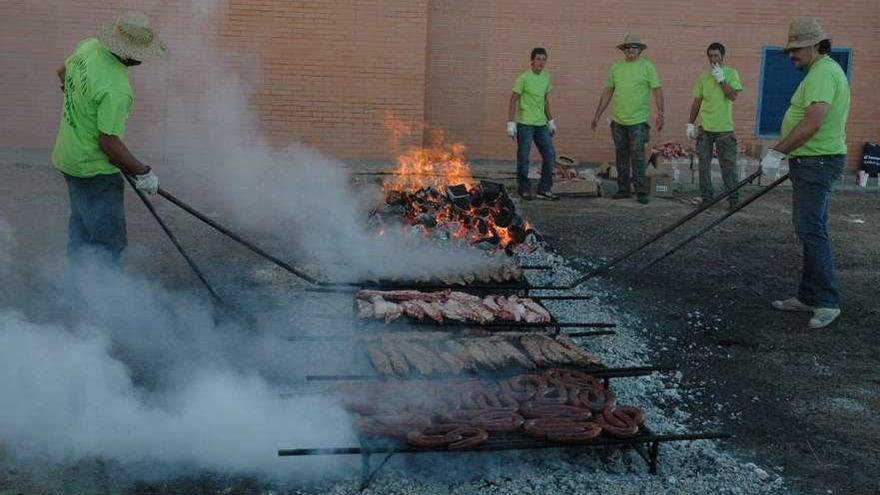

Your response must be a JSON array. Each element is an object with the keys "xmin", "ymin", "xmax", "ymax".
[{"xmin": 381, "ymin": 114, "xmax": 533, "ymax": 252}]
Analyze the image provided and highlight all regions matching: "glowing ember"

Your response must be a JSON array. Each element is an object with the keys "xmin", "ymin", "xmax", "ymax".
[{"xmin": 380, "ymin": 115, "xmax": 540, "ymax": 254}]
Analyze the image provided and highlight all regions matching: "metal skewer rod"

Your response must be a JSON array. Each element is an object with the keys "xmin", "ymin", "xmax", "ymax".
[
  {"xmin": 569, "ymin": 169, "xmax": 764, "ymax": 287},
  {"xmin": 124, "ymin": 177, "xmax": 223, "ymax": 305},
  {"xmin": 156, "ymin": 187, "xmax": 319, "ymax": 284},
  {"xmin": 639, "ymin": 172, "xmax": 790, "ymax": 271}
]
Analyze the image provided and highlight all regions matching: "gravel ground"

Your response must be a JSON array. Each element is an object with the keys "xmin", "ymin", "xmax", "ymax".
[{"xmin": 2, "ymin": 160, "xmax": 876, "ymax": 494}]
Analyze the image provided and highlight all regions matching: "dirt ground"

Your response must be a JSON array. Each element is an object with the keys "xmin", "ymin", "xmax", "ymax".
[
  {"xmin": 516, "ymin": 181, "xmax": 880, "ymax": 495},
  {"xmin": 1, "ymin": 160, "xmax": 878, "ymax": 494}
]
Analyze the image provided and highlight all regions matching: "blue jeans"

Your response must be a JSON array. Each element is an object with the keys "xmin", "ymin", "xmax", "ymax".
[
  {"xmin": 516, "ymin": 123, "xmax": 555, "ymax": 193},
  {"xmin": 789, "ymin": 155, "xmax": 845, "ymax": 309},
  {"xmin": 63, "ymin": 171, "xmax": 127, "ymax": 266}
]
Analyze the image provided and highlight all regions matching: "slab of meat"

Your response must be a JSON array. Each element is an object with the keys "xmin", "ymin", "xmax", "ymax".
[
  {"xmin": 554, "ymin": 335, "xmax": 601, "ymax": 366},
  {"xmin": 370, "ymin": 296, "xmax": 403, "ymax": 323},
  {"xmin": 400, "ymin": 300, "xmax": 426, "ymax": 320},
  {"xmin": 356, "ymin": 299, "xmax": 374, "ymax": 319},
  {"xmin": 521, "ymin": 299, "xmax": 552, "ymax": 323},
  {"xmin": 357, "ymin": 289, "xmax": 446, "ymax": 302},
  {"xmin": 519, "ymin": 334, "xmax": 550, "ymax": 367},
  {"xmin": 490, "ymin": 338, "xmax": 537, "ymax": 369},
  {"xmin": 366, "ymin": 342, "xmax": 393, "ymax": 375},
  {"xmin": 380, "ymin": 339, "xmax": 410, "ymax": 375},
  {"xmin": 443, "ymin": 340, "xmax": 479, "ymax": 371},
  {"xmin": 413, "ymin": 299, "xmax": 444, "ymax": 323}
]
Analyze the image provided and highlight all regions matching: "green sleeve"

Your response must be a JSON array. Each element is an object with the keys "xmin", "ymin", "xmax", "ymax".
[
  {"xmin": 95, "ymin": 90, "xmax": 132, "ymax": 137},
  {"xmin": 605, "ymin": 67, "xmax": 615, "ymax": 88},
  {"xmin": 728, "ymin": 69, "xmax": 743, "ymax": 91},
  {"xmin": 802, "ymin": 70, "xmax": 835, "ymax": 105},
  {"xmin": 513, "ymin": 73, "xmax": 525, "ymax": 94},
  {"xmin": 647, "ymin": 62, "xmax": 662, "ymax": 88}
]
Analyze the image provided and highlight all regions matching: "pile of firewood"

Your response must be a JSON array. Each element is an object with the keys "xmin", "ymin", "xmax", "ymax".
[
  {"xmin": 365, "ymin": 333, "xmax": 599, "ymax": 376},
  {"xmin": 356, "ymin": 289, "xmax": 551, "ymax": 324}
]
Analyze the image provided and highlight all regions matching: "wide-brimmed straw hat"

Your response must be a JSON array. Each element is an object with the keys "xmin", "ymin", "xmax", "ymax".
[
  {"xmin": 97, "ymin": 11, "xmax": 168, "ymax": 62},
  {"xmin": 617, "ymin": 34, "xmax": 647, "ymax": 50},
  {"xmin": 784, "ymin": 17, "xmax": 829, "ymax": 52}
]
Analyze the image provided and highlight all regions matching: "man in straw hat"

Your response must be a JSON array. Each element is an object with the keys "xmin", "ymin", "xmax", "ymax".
[
  {"xmin": 591, "ymin": 34, "xmax": 664, "ymax": 204},
  {"xmin": 52, "ymin": 11, "xmax": 168, "ymax": 265},
  {"xmin": 760, "ymin": 17, "xmax": 850, "ymax": 329}
]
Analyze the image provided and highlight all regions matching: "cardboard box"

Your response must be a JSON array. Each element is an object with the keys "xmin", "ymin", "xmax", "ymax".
[
  {"xmin": 649, "ymin": 175, "xmax": 674, "ymax": 198},
  {"xmin": 553, "ymin": 178, "xmax": 601, "ymax": 197}
]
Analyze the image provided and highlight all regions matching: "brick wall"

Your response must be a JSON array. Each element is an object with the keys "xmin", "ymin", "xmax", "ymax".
[
  {"xmin": 424, "ymin": 0, "xmax": 880, "ymax": 169},
  {"xmin": 0, "ymin": 0, "xmax": 428, "ymax": 159},
  {"xmin": 1, "ymin": 1, "xmax": 877, "ymax": 168}
]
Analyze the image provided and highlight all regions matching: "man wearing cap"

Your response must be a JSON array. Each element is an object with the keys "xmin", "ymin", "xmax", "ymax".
[
  {"xmin": 591, "ymin": 34, "xmax": 664, "ymax": 204},
  {"xmin": 53, "ymin": 12, "xmax": 167, "ymax": 265},
  {"xmin": 507, "ymin": 47, "xmax": 559, "ymax": 201},
  {"xmin": 760, "ymin": 18, "xmax": 850, "ymax": 329},
  {"xmin": 687, "ymin": 42, "xmax": 743, "ymax": 209}
]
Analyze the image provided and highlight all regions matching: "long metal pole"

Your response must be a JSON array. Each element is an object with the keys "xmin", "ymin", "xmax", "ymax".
[
  {"xmin": 124, "ymin": 176, "xmax": 223, "ymax": 305},
  {"xmin": 156, "ymin": 187, "xmax": 318, "ymax": 284},
  {"xmin": 639, "ymin": 173, "xmax": 790, "ymax": 272},
  {"xmin": 568, "ymin": 169, "xmax": 763, "ymax": 288}
]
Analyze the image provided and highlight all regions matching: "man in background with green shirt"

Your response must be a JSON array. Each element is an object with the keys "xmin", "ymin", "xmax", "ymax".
[
  {"xmin": 591, "ymin": 34, "xmax": 664, "ymax": 204},
  {"xmin": 53, "ymin": 12, "xmax": 167, "ymax": 265},
  {"xmin": 507, "ymin": 47, "xmax": 559, "ymax": 201},
  {"xmin": 759, "ymin": 18, "xmax": 851, "ymax": 329},
  {"xmin": 687, "ymin": 42, "xmax": 743, "ymax": 209}
]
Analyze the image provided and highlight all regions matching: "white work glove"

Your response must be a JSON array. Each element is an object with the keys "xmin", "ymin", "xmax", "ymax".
[
  {"xmin": 547, "ymin": 119, "xmax": 557, "ymax": 136},
  {"xmin": 760, "ymin": 149, "xmax": 786, "ymax": 174},
  {"xmin": 133, "ymin": 169, "xmax": 159, "ymax": 195},
  {"xmin": 506, "ymin": 121, "xmax": 517, "ymax": 138},
  {"xmin": 686, "ymin": 123, "xmax": 698, "ymax": 140},
  {"xmin": 711, "ymin": 64, "xmax": 725, "ymax": 83}
]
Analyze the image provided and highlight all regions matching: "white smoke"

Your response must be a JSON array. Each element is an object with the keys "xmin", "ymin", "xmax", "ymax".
[{"xmin": 142, "ymin": 1, "xmax": 501, "ymax": 283}]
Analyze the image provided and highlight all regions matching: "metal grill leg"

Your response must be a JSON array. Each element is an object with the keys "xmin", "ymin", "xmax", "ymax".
[
  {"xmin": 359, "ymin": 453, "xmax": 371, "ymax": 489},
  {"xmin": 649, "ymin": 441, "xmax": 660, "ymax": 475}
]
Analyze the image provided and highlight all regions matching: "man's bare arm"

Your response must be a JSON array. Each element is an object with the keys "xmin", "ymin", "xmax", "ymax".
[
  {"xmin": 591, "ymin": 87, "xmax": 614, "ymax": 131},
  {"xmin": 508, "ymin": 92, "xmax": 519, "ymax": 122},
  {"xmin": 688, "ymin": 97, "xmax": 702, "ymax": 124},
  {"xmin": 98, "ymin": 134, "xmax": 151, "ymax": 176}
]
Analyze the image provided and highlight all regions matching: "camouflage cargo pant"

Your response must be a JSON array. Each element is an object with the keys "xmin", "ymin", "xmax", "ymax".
[
  {"xmin": 696, "ymin": 130, "xmax": 739, "ymax": 204},
  {"xmin": 611, "ymin": 121, "xmax": 650, "ymax": 196}
]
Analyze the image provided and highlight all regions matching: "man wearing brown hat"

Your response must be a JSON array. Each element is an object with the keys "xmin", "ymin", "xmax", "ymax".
[
  {"xmin": 759, "ymin": 18, "xmax": 851, "ymax": 329},
  {"xmin": 591, "ymin": 34, "xmax": 664, "ymax": 204},
  {"xmin": 52, "ymin": 12, "xmax": 168, "ymax": 265}
]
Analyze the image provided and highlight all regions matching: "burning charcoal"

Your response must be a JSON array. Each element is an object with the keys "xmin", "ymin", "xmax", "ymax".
[
  {"xmin": 469, "ymin": 190, "xmax": 484, "ymax": 208},
  {"xmin": 446, "ymin": 184, "xmax": 470, "ymax": 209},
  {"xmin": 479, "ymin": 180, "xmax": 505, "ymax": 202},
  {"xmin": 494, "ymin": 208, "xmax": 514, "ymax": 228},
  {"xmin": 508, "ymin": 224, "xmax": 527, "ymax": 244},
  {"xmin": 476, "ymin": 219, "xmax": 489, "ymax": 235}
]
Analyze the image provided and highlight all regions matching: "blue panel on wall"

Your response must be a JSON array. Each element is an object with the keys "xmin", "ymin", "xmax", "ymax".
[{"xmin": 755, "ymin": 47, "xmax": 852, "ymax": 138}]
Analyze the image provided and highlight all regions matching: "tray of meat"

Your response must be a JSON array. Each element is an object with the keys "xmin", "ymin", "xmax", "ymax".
[{"xmin": 354, "ymin": 289, "xmax": 554, "ymax": 326}]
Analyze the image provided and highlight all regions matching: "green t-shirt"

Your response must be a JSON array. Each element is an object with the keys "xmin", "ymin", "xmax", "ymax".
[
  {"xmin": 606, "ymin": 58, "xmax": 661, "ymax": 126},
  {"xmin": 513, "ymin": 69, "xmax": 552, "ymax": 126},
  {"xmin": 692, "ymin": 66, "xmax": 742, "ymax": 132},
  {"xmin": 52, "ymin": 38, "xmax": 133, "ymax": 178},
  {"xmin": 780, "ymin": 55, "xmax": 850, "ymax": 157}
]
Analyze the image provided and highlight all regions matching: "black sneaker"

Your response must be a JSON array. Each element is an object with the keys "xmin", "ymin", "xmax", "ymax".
[
  {"xmin": 518, "ymin": 191, "xmax": 534, "ymax": 201},
  {"xmin": 637, "ymin": 194, "xmax": 650, "ymax": 204},
  {"xmin": 612, "ymin": 191, "xmax": 632, "ymax": 200},
  {"xmin": 536, "ymin": 191, "xmax": 560, "ymax": 201}
]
